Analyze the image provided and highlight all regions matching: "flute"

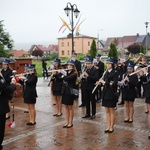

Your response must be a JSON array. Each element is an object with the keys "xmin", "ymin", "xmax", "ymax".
[
  {"xmin": 48, "ymin": 68, "xmax": 71, "ymax": 73},
  {"xmin": 92, "ymin": 69, "xmax": 107, "ymax": 94}
]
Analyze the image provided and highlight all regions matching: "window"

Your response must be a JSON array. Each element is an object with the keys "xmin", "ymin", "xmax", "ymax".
[
  {"xmin": 67, "ymin": 42, "xmax": 69, "ymax": 46},
  {"xmin": 62, "ymin": 50, "xmax": 64, "ymax": 55},
  {"xmin": 68, "ymin": 50, "xmax": 70, "ymax": 55},
  {"xmin": 88, "ymin": 42, "xmax": 90, "ymax": 46},
  {"xmin": 61, "ymin": 42, "xmax": 64, "ymax": 47}
]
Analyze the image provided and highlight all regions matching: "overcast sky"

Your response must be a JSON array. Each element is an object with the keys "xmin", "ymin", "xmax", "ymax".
[{"xmin": 0, "ymin": 0, "xmax": 150, "ymax": 50}]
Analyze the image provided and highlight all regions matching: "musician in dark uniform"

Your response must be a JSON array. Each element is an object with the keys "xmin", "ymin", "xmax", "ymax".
[
  {"xmin": 122, "ymin": 63, "xmax": 138, "ymax": 123},
  {"xmin": 42, "ymin": 60, "xmax": 48, "ymax": 79},
  {"xmin": 99, "ymin": 58, "xmax": 118, "ymax": 133},
  {"xmin": 51, "ymin": 59, "xmax": 63, "ymax": 117},
  {"xmin": 118, "ymin": 51, "xmax": 133, "ymax": 105},
  {"xmin": 1, "ymin": 59, "xmax": 13, "ymax": 119},
  {"xmin": 94, "ymin": 54, "xmax": 104, "ymax": 102},
  {"xmin": 19, "ymin": 64, "xmax": 38, "ymax": 125},
  {"xmin": 0, "ymin": 75, "xmax": 16, "ymax": 150},
  {"xmin": 82, "ymin": 59, "xmax": 99, "ymax": 119},
  {"xmin": 61, "ymin": 60, "xmax": 78, "ymax": 128},
  {"xmin": 79, "ymin": 55, "xmax": 89, "ymax": 107}
]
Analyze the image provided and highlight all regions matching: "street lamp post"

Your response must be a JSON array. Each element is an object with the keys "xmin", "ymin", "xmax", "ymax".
[
  {"xmin": 64, "ymin": 2, "xmax": 80, "ymax": 54},
  {"xmin": 145, "ymin": 22, "xmax": 149, "ymax": 55}
]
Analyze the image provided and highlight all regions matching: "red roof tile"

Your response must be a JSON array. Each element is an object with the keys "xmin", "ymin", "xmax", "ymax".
[{"xmin": 10, "ymin": 50, "xmax": 29, "ymax": 58}]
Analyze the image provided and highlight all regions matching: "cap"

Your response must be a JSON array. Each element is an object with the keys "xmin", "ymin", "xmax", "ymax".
[
  {"xmin": 127, "ymin": 63, "xmax": 134, "ymax": 68},
  {"xmin": 24, "ymin": 64, "xmax": 29, "ymax": 68},
  {"xmin": 2, "ymin": 59, "xmax": 10, "ymax": 64},
  {"xmin": 124, "ymin": 51, "xmax": 130, "ymax": 56},
  {"xmin": 96, "ymin": 54, "xmax": 101, "ymax": 58},
  {"xmin": 86, "ymin": 59, "xmax": 93, "ymax": 63},
  {"xmin": 84, "ymin": 55, "xmax": 90, "ymax": 60},
  {"xmin": 28, "ymin": 64, "xmax": 36, "ymax": 69},
  {"xmin": 72, "ymin": 52, "xmax": 77, "ymax": 56},
  {"xmin": 54, "ymin": 58, "xmax": 61, "ymax": 63},
  {"xmin": 106, "ymin": 57, "xmax": 114, "ymax": 64},
  {"xmin": 67, "ymin": 60, "xmax": 75, "ymax": 66}
]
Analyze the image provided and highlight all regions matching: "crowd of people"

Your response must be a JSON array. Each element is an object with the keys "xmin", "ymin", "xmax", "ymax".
[{"xmin": 0, "ymin": 51, "xmax": 150, "ymax": 149}]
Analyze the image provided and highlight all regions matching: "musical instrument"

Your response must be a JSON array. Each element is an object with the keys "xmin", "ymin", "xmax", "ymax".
[
  {"xmin": 48, "ymin": 68, "xmax": 71, "ymax": 73},
  {"xmin": 92, "ymin": 69, "xmax": 107, "ymax": 94},
  {"xmin": 134, "ymin": 53, "xmax": 144, "ymax": 65}
]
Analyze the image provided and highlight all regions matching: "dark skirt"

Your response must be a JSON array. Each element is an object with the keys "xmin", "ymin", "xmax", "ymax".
[
  {"xmin": 124, "ymin": 98, "xmax": 135, "ymax": 102},
  {"xmin": 62, "ymin": 94, "xmax": 75, "ymax": 105},
  {"xmin": 53, "ymin": 91, "xmax": 62, "ymax": 96},
  {"xmin": 145, "ymin": 97, "xmax": 150, "ymax": 104},
  {"xmin": 102, "ymin": 99, "xmax": 117, "ymax": 108},
  {"xmin": 24, "ymin": 98, "xmax": 36, "ymax": 104}
]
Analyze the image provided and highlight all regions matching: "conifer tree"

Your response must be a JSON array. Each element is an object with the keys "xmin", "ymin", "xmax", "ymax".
[{"xmin": 108, "ymin": 42, "xmax": 118, "ymax": 59}]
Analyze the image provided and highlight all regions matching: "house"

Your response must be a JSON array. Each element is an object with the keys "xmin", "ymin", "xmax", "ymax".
[
  {"xmin": 58, "ymin": 33, "xmax": 97, "ymax": 57},
  {"xmin": 48, "ymin": 44, "xmax": 58, "ymax": 54},
  {"xmin": 97, "ymin": 40, "xmax": 105, "ymax": 52},
  {"xmin": 9, "ymin": 49, "xmax": 30, "ymax": 58}
]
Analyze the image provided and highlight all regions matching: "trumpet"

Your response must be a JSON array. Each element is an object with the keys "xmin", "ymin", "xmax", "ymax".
[{"xmin": 134, "ymin": 53, "xmax": 144, "ymax": 65}]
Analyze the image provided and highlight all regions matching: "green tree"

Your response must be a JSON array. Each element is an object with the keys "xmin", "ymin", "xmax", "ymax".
[
  {"xmin": 0, "ymin": 21, "xmax": 13, "ymax": 57},
  {"xmin": 140, "ymin": 44, "xmax": 146, "ymax": 54},
  {"xmin": 108, "ymin": 42, "xmax": 118, "ymax": 59},
  {"xmin": 89, "ymin": 39, "xmax": 97, "ymax": 59}
]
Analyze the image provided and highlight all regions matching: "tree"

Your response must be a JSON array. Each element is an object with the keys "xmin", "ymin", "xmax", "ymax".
[
  {"xmin": 140, "ymin": 45, "xmax": 146, "ymax": 54},
  {"xmin": 108, "ymin": 42, "xmax": 118, "ymax": 60},
  {"xmin": 0, "ymin": 21, "xmax": 13, "ymax": 57},
  {"xmin": 89, "ymin": 39, "xmax": 97, "ymax": 59},
  {"xmin": 32, "ymin": 49, "xmax": 44, "ymax": 57},
  {"xmin": 127, "ymin": 43, "xmax": 140, "ymax": 54}
]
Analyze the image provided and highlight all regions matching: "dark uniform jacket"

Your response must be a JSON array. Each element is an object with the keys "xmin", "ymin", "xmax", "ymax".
[
  {"xmin": 102, "ymin": 69, "xmax": 118, "ymax": 100},
  {"xmin": 85, "ymin": 66, "xmax": 99, "ymax": 91},
  {"xmin": 24, "ymin": 74, "xmax": 38, "ymax": 100},
  {"xmin": 141, "ymin": 73, "xmax": 150, "ymax": 98},
  {"xmin": 0, "ymin": 80, "xmax": 16, "ymax": 114},
  {"xmin": 96, "ymin": 61, "xmax": 104, "ymax": 78},
  {"xmin": 122, "ymin": 73, "xmax": 138, "ymax": 100},
  {"xmin": 1, "ymin": 68, "xmax": 13, "ymax": 84},
  {"xmin": 62, "ymin": 70, "xmax": 77, "ymax": 95}
]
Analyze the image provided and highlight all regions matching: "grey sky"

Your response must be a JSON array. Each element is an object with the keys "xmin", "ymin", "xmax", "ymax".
[{"xmin": 0, "ymin": 0, "xmax": 150, "ymax": 50}]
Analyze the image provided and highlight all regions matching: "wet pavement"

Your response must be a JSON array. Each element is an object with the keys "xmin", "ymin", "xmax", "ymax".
[{"xmin": 2, "ymin": 78, "xmax": 150, "ymax": 150}]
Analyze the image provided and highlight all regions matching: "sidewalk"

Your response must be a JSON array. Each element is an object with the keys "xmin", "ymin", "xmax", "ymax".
[{"xmin": 2, "ymin": 78, "xmax": 150, "ymax": 150}]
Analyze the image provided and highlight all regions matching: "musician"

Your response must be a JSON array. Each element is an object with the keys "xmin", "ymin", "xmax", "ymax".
[
  {"xmin": 42, "ymin": 60, "xmax": 49, "ymax": 79},
  {"xmin": 99, "ymin": 58, "xmax": 118, "ymax": 133},
  {"xmin": 71, "ymin": 52, "xmax": 81, "ymax": 76},
  {"xmin": 51, "ymin": 59, "xmax": 63, "ymax": 117},
  {"xmin": 1, "ymin": 59, "xmax": 13, "ymax": 119},
  {"xmin": 0, "ymin": 75, "xmax": 16, "ymax": 150},
  {"xmin": 118, "ymin": 51, "xmax": 133, "ymax": 105},
  {"xmin": 122, "ymin": 63, "xmax": 138, "ymax": 123},
  {"xmin": 61, "ymin": 60, "xmax": 78, "ymax": 128},
  {"xmin": 19, "ymin": 64, "xmax": 38, "ymax": 125},
  {"xmin": 82, "ymin": 59, "xmax": 99, "ymax": 119},
  {"xmin": 79, "ymin": 55, "xmax": 89, "ymax": 107},
  {"xmin": 94, "ymin": 54, "xmax": 104, "ymax": 103}
]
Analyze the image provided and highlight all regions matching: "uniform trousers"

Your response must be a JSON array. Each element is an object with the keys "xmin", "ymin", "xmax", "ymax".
[
  {"xmin": 0, "ymin": 114, "xmax": 6, "ymax": 149},
  {"xmin": 85, "ymin": 89, "xmax": 96, "ymax": 115}
]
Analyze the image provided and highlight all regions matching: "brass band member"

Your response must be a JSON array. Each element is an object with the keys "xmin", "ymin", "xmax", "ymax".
[
  {"xmin": 19, "ymin": 64, "xmax": 38, "ymax": 125},
  {"xmin": 61, "ymin": 60, "xmax": 78, "ymax": 128},
  {"xmin": 100, "ymin": 58, "xmax": 118, "ymax": 133},
  {"xmin": 82, "ymin": 59, "xmax": 99, "ymax": 119},
  {"xmin": 122, "ymin": 63, "xmax": 138, "ymax": 123},
  {"xmin": 51, "ymin": 59, "xmax": 63, "ymax": 117},
  {"xmin": 1, "ymin": 59, "xmax": 13, "ymax": 120},
  {"xmin": 79, "ymin": 55, "xmax": 89, "ymax": 107},
  {"xmin": 0, "ymin": 76, "xmax": 16, "ymax": 150}
]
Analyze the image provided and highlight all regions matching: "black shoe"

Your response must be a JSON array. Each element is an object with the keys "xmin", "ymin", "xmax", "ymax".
[
  {"xmin": 79, "ymin": 104, "xmax": 85, "ymax": 107},
  {"xmin": 148, "ymin": 135, "xmax": 150, "ymax": 139},
  {"xmin": 53, "ymin": 114, "xmax": 58, "ymax": 116},
  {"xmin": 24, "ymin": 111, "xmax": 29, "ymax": 113},
  {"xmin": 108, "ymin": 129, "xmax": 114, "ymax": 133},
  {"xmin": 56, "ymin": 113, "xmax": 62, "ymax": 117},
  {"xmin": 118, "ymin": 102, "xmax": 124, "ymax": 105},
  {"xmin": 124, "ymin": 120, "xmax": 129, "ymax": 123},
  {"xmin": 66, "ymin": 124, "xmax": 73, "ymax": 128},
  {"xmin": 82, "ymin": 114, "xmax": 90, "ymax": 118},
  {"xmin": 128, "ymin": 120, "xmax": 133, "ymax": 123},
  {"xmin": 63, "ymin": 124, "xmax": 68, "ymax": 128},
  {"xmin": 145, "ymin": 111, "xmax": 149, "ymax": 114},
  {"xmin": 90, "ymin": 115, "xmax": 96, "ymax": 119},
  {"xmin": 26, "ymin": 122, "xmax": 36, "ymax": 125},
  {"xmin": 104, "ymin": 130, "xmax": 109, "ymax": 133}
]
